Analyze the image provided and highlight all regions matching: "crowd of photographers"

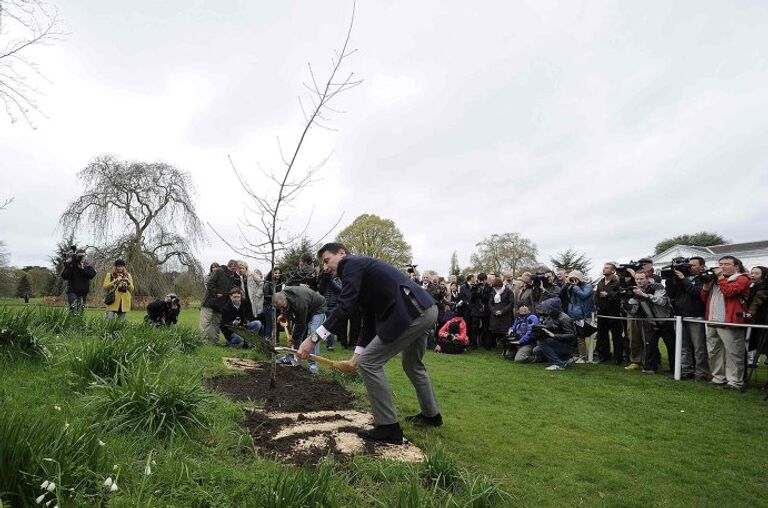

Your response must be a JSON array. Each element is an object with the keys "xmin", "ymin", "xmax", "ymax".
[{"xmin": 414, "ymin": 256, "xmax": 768, "ymax": 390}]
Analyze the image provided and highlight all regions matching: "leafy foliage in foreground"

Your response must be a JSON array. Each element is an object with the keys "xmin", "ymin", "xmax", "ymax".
[
  {"xmin": 0, "ymin": 307, "xmax": 46, "ymax": 358},
  {"xmin": 0, "ymin": 411, "xmax": 105, "ymax": 507}
]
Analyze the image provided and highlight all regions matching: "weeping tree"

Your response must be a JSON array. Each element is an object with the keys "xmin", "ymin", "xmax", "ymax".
[
  {"xmin": 0, "ymin": 0, "xmax": 62, "ymax": 125},
  {"xmin": 212, "ymin": 4, "xmax": 361, "ymax": 388},
  {"xmin": 59, "ymin": 155, "xmax": 205, "ymax": 296}
]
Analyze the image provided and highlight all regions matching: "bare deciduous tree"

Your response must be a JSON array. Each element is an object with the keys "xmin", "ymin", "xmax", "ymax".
[
  {"xmin": 60, "ymin": 155, "xmax": 205, "ymax": 294},
  {"xmin": 211, "ymin": 3, "xmax": 361, "ymax": 388},
  {"xmin": 0, "ymin": 0, "xmax": 62, "ymax": 125}
]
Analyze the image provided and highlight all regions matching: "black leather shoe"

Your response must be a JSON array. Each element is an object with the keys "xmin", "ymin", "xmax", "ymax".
[
  {"xmin": 404, "ymin": 412, "xmax": 443, "ymax": 427},
  {"xmin": 357, "ymin": 423, "xmax": 403, "ymax": 444}
]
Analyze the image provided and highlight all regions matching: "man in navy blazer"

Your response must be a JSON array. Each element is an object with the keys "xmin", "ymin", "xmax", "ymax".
[{"xmin": 297, "ymin": 243, "xmax": 443, "ymax": 443}]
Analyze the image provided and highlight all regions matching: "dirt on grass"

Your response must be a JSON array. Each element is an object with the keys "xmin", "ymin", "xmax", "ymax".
[{"xmin": 208, "ymin": 359, "xmax": 424, "ymax": 465}]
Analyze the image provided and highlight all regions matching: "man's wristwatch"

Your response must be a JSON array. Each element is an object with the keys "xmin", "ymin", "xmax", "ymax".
[{"xmin": 310, "ymin": 335, "xmax": 320, "ymax": 344}]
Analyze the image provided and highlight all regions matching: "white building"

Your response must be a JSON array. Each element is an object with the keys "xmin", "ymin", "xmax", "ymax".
[{"xmin": 651, "ymin": 241, "xmax": 768, "ymax": 271}]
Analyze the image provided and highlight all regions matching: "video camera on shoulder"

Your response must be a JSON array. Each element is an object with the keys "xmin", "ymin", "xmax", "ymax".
[
  {"xmin": 660, "ymin": 257, "xmax": 691, "ymax": 279},
  {"xmin": 67, "ymin": 245, "xmax": 86, "ymax": 266},
  {"xmin": 616, "ymin": 261, "xmax": 642, "ymax": 277}
]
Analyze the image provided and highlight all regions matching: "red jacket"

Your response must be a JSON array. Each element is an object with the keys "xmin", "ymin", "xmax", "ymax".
[
  {"xmin": 701, "ymin": 273, "xmax": 750, "ymax": 324},
  {"xmin": 438, "ymin": 317, "xmax": 469, "ymax": 345}
]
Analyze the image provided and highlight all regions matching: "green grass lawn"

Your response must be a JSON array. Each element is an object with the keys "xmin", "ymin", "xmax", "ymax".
[{"xmin": 2, "ymin": 303, "xmax": 767, "ymax": 507}]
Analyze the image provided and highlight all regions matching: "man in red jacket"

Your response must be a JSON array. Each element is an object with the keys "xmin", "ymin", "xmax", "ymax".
[{"xmin": 701, "ymin": 255, "xmax": 751, "ymax": 389}]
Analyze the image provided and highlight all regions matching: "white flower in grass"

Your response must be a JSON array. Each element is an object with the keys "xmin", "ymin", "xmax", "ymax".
[
  {"xmin": 53, "ymin": 405, "xmax": 61, "ymax": 411},
  {"xmin": 45, "ymin": 500, "xmax": 53, "ymax": 507},
  {"xmin": 112, "ymin": 464, "xmax": 119, "ymax": 470},
  {"xmin": 144, "ymin": 464, "xmax": 152, "ymax": 476},
  {"xmin": 109, "ymin": 483, "xmax": 119, "ymax": 493},
  {"xmin": 46, "ymin": 482, "xmax": 56, "ymax": 492},
  {"xmin": 40, "ymin": 481, "xmax": 50, "ymax": 489},
  {"xmin": 63, "ymin": 423, "xmax": 69, "ymax": 430},
  {"xmin": 103, "ymin": 477, "xmax": 113, "ymax": 487},
  {"xmin": 98, "ymin": 440, "xmax": 106, "ymax": 446},
  {"xmin": 35, "ymin": 494, "xmax": 46, "ymax": 504}
]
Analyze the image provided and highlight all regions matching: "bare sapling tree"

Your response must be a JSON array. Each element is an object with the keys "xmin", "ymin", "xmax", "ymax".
[
  {"xmin": 0, "ymin": 196, "xmax": 13, "ymax": 209},
  {"xmin": 212, "ymin": 4, "xmax": 361, "ymax": 388},
  {"xmin": 0, "ymin": 0, "xmax": 62, "ymax": 125},
  {"xmin": 60, "ymin": 155, "xmax": 205, "ymax": 296}
]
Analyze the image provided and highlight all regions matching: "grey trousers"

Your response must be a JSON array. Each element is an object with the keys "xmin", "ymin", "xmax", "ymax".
[
  {"xmin": 680, "ymin": 320, "xmax": 709, "ymax": 378},
  {"xmin": 358, "ymin": 305, "xmax": 440, "ymax": 426},
  {"xmin": 199, "ymin": 306, "xmax": 222, "ymax": 345},
  {"xmin": 706, "ymin": 325, "xmax": 746, "ymax": 387}
]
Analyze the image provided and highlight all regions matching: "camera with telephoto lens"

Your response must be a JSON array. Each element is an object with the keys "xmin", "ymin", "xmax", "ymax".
[
  {"xmin": 531, "ymin": 272, "xmax": 548, "ymax": 284},
  {"xmin": 616, "ymin": 261, "xmax": 642, "ymax": 277},
  {"xmin": 660, "ymin": 257, "xmax": 692, "ymax": 279},
  {"xmin": 406, "ymin": 263, "xmax": 418, "ymax": 274}
]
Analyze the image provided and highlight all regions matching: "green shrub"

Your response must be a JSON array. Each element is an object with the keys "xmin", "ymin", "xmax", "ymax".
[
  {"xmin": 0, "ymin": 307, "xmax": 46, "ymax": 358},
  {"xmin": 85, "ymin": 360, "xmax": 210, "ymax": 440},
  {"xmin": 0, "ymin": 411, "xmax": 104, "ymax": 507},
  {"xmin": 373, "ymin": 477, "xmax": 453, "ymax": 508}
]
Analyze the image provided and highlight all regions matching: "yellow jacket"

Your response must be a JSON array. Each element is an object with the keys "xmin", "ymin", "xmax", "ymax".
[{"xmin": 103, "ymin": 272, "xmax": 135, "ymax": 312}]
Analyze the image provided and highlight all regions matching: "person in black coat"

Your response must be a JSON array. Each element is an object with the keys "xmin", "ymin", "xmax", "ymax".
[
  {"xmin": 298, "ymin": 243, "xmax": 442, "ymax": 444},
  {"xmin": 60, "ymin": 248, "xmax": 97, "ymax": 315},
  {"xmin": 145, "ymin": 293, "xmax": 181, "ymax": 326},
  {"xmin": 469, "ymin": 273, "xmax": 493, "ymax": 349},
  {"xmin": 487, "ymin": 278, "xmax": 514, "ymax": 349},
  {"xmin": 220, "ymin": 288, "xmax": 263, "ymax": 348}
]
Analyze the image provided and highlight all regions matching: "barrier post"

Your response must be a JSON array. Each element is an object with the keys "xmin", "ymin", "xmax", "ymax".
[{"xmin": 674, "ymin": 315, "xmax": 683, "ymax": 381}]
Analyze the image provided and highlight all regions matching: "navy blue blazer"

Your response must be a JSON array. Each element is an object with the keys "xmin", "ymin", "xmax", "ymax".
[{"xmin": 322, "ymin": 255, "xmax": 435, "ymax": 345}]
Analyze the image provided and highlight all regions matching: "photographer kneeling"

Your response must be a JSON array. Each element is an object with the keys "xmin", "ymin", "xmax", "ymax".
[
  {"xmin": 531, "ymin": 298, "xmax": 577, "ymax": 371},
  {"xmin": 145, "ymin": 293, "xmax": 181, "ymax": 327},
  {"xmin": 435, "ymin": 316, "xmax": 469, "ymax": 354},
  {"xmin": 506, "ymin": 303, "xmax": 540, "ymax": 362},
  {"xmin": 220, "ymin": 288, "xmax": 262, "ymax": 348}
]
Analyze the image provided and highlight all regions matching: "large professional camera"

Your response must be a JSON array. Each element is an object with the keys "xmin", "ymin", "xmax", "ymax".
[
  {"xmin": 66, "ymin": 245, "xmax": 86, "ymax": 266},
  {"xmin": 618, "ymin": 285, "xmax": 638, "ymax": 298},
  {"xmin": 117, "ymin": 277, "xmax": 129, "ymax": 293},
  {"xmin": 531, "ymin": 324, "xmax": 556, "ymax": 339},
  {"xmin": 660, "ymin": 257, "xmax": 692, "ymax": 279},
  {"xmin": 406, "ymin": 263, "xmax": 418, "ymax": 274},
  {"xmin": 699, "ymin": 267, "xmax": 718, "ymax": 283},
  {"xmin": 531, "ymin": 272, "xmax": 548, "ymax": 284},
  {"xmin": 616, "ymin": 261, "xmax": 642, "ymax": 277}
]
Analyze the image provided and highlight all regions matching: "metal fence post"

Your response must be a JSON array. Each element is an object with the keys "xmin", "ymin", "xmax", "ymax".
[{"xmin": 674, "ymin": 315, "xmax": 683, "ymax": 381}]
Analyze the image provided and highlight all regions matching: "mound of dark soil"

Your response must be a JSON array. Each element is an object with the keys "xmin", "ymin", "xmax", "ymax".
[{"xmin": 206, "ymin": 362, "xmax": 355, "ymax": 412}]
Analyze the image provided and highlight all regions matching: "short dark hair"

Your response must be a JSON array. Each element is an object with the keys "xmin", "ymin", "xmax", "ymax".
[
  {"xmin": 317, "ymin": 242, "xmax": 348, "ymax": 258},
  {"xmin": 690, "ymin": 256, "xmax": 706, "ymax": 266},
  {"xmin": 477, "ymin": 272, "xmax": 487, "ymax": 281},
  {"xmin": 229, "ymin": 287, "xmax": 242, "ymax": 296}
]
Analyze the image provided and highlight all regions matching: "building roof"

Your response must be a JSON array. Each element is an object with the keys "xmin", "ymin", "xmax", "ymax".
[{"xmin": 652, "ymin": 240, "xmax": 768, "ymax": 264}]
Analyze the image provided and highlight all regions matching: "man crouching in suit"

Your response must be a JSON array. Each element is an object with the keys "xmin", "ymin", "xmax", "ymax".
[{"xmin": 296, "ymin": 242, "xmax": 443, "ymax": 444}]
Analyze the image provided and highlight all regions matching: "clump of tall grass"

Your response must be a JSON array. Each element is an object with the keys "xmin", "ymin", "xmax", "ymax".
[
  {"xmin": 70, "ymin": 330, "xmax": 176, "ymax": 381},
  {"xmin": 154, "ymin": 325, "xmax": 206, "ymax": 353},
  {"xmin": 248, "ymin": 463, "xmax": 338, "ymax": 507},
  {"xmin": 0, "ymin": 307, "xmax": 46, "ymax": 358},
  {"xmin": 85, "ymin": 360, "xmax": 210, "ymax": 440},
  {"xmin": 33, "ymin": 306, "xmax": 85, "ymax": 334},
  {"xmin": 0, "ymin": 411, "xmax": 104, "ymax": 506},
  {"xmin": 422, "ymin": 444, "xmax": 463, "ymax": 491}
]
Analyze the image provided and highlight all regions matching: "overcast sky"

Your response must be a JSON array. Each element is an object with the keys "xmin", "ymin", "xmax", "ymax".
[{"xmin": 1, "ymin": 0, "xmax": 767, "ymax": 278}]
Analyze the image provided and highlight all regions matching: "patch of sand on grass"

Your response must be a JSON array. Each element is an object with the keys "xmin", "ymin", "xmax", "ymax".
[{"xmin": 223, "ymin": 357, "xmax": 263, "ymax": 371}]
